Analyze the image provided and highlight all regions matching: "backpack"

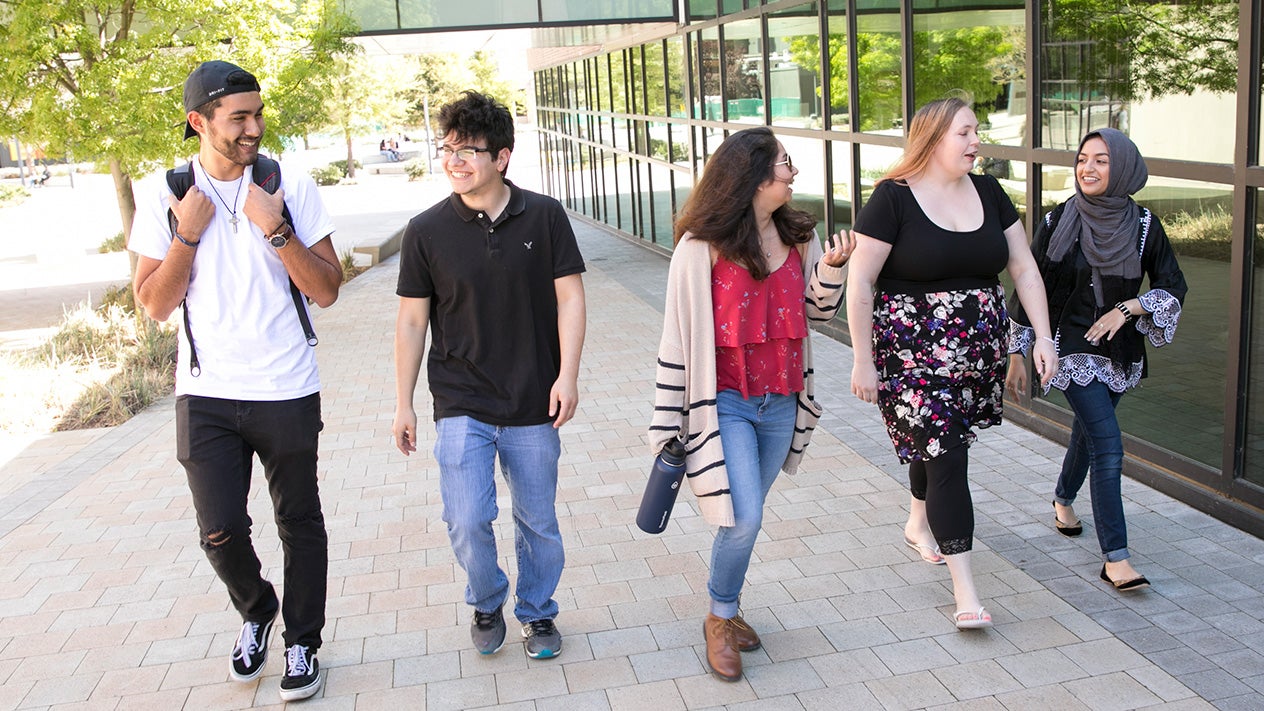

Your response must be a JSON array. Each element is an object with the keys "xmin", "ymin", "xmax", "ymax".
[{"xmin": 165, "ymin": 155, "xmax": 317, "ymax": 376}]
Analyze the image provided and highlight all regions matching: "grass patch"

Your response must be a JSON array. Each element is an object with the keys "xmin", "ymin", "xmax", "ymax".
[
  {"xmin": 341, "ymin": 250, "xmax": 367, "ymax": 282},
  {"xmin": 1163, "ymin": 208, "xmax": 1233, "ymax": 262},
  {"xmin": 99, "ymin": 231, "xmax": 126, "ymax": 253},
  {"xmin": 1, "ymin": 298, "xmax": 177, "ymax": 434},
  {"xmin": 0, "ymin": 183, "xmax": 30, "ymax": 208},
  {"xmin": 2, "ymin": 256, "xmax": 371, "ymax": 434}
]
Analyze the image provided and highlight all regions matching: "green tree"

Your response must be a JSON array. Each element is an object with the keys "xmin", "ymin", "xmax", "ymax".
[
  {"xmin": 404, "ymin": 51, "xmax": 528, "ymax": 142},
  {"xmin": 319, "ymin": 53, "xmax": 408, "ymax": 179},
  {"xmin": 468, "ymin": 51, "xmax": 526, "ymax": 115},
  {"xmin": 0, "ymin": 0, "xmax": 358, "ymax": 249},
  {"xmin": 404, "ymin": 53, "xmax": 471, "ymax": 133},
  {"xmin": 1047, "ymin": 0, "xmax": 1236, "ymax": 100},
  {"xmin": 790, "ymin": 27, "xmax": 1012, "ymax": 132}
]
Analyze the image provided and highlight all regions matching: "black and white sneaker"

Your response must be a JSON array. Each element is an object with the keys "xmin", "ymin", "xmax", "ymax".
[
  {"xmin": 471, "ymin": 605, "xmax": 506, "ymax": 655},
  {"xmin": 278, "ymin": 644, "xmax": 323, "ymax": 701},
  {"xmin": 229, "ymin": 614, "xmax": 275, "ymax": 682}
]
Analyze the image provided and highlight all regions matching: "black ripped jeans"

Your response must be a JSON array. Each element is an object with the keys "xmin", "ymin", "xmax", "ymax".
[{"xmin": 176, "ymin": 393, "xmax": 327, "ymax": 650}]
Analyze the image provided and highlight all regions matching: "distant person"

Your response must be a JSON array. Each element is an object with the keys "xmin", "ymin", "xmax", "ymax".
[
  {"xmin": 650, "ymin": 127, "xmax": 851, "ymax": 682},
  {"xmin": 392, "ymin": 91, "xmax": 587, "ymax": 660},
  {"xmin": 379, "ymin": 138, "xmax": 400, "ymax": 162},
  {"xmin": 845, "ymin": 97, "xmax": 1058, "ymax": 630},
  {"xmin": 1008, "ymin": 128, "xmax": 1186, "ymax": 591},
  {"xmin": 130, "ymin": 59, "xmax": 341, "ymax": 701}
]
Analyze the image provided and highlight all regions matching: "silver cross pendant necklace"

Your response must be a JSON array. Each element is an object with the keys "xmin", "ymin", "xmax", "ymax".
[{"xmin": 205, "ymin": 171, "xmax": 246, "ymax": 233}]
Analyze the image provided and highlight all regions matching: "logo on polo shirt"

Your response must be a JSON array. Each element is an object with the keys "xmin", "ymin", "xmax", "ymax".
[{"xmin": 525, "ymin": 242, "xmax": 533, "ymax": 250}]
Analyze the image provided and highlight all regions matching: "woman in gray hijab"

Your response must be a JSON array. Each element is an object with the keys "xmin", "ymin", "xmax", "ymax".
[{"xmin": 1006, "ymin": 128, "xmax": 1187, "ymax": 591}]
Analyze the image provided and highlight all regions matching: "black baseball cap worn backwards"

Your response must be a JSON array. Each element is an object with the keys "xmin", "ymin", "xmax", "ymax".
[{"xmin": 182, "ymin": 60, "xmax": 261, "ymax": 140}]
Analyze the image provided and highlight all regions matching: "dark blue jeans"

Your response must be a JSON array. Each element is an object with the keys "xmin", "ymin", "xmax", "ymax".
[
  {"xmin": 176, "ymin": 393, "xmax": 327, "ymax": 649},
  {"xmin": 1054, "ymin": 381, "xmax": 1129, "ymax": 562}
]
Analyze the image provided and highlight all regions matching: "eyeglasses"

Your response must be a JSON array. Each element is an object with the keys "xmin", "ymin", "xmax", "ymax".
[
  {"xmin": 441, "ymin": 145, "xmax": 493, "ymax": 161},
  {"xmin": 772, "ymin": 155, "xmax": 794, "ymax": 170}
]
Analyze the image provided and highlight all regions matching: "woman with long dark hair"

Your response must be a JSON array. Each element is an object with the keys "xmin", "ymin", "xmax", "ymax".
[
  {"xmin": 650, "ymin": 127, "xmax": 851, "ymax": 681},
  {"xmin": 1007, "ymin": 128, "xmax": 1186, "ymax": 591},
  {"xmin": 846, "ymin": 98, "xmax": 1058, "ymax": 629}
]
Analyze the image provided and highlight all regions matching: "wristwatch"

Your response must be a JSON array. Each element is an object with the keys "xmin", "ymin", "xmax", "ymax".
[{"xmin": 268, "ymin": 223, "xmax": 292, "ymax": 249}]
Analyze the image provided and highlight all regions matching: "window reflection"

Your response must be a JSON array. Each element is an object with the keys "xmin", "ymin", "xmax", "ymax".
[
  {"xmin": 855, "ymin": 0, "xmax": 903, "ymax": 133},
  {"xmin": 782, "ymin": 135, "xmax": 826, "ymax": 233},
  {"xmin": 596, "ymin": 54, "xmax": 610, "ymax": 114},
  {"xmin": 1247, "ymin": 194, "xmax": 1264, "ymax": 484},
  {"xmin": 628, "ymin": 47, "xmax": 643, "ymax": 115},
  {"xmin": 768, "ymin": 3, "xmax": 821, "ymax": 128},
  {"xmin": 858, "ymin": 143, "xmax": 900, "ymax": 208},
  {"xmin": 648, "ymin": 162, "xmax": 675, "ymax": 247},
  {"xmin": 666, "ymin": 36, "xmax": 686, "ymax": 119},
  {"xmin": 824, "ymin": 0, "xmax": 850, "ymax": 131},
  {"xmin": 830, "ymin": 140, "xmax": 854, "ymax": 232},
  {"xmin": 1040, "ymin": 0, "xmax": 1236, "ymax": 161},
  {"xmin": 610, "ymin": 51, "xmax": 628, "ymax": 114},
  {"xmin": 688, "ymin": 0, "xmax": 717, "ymax": 20},
  {"xmin": 721, "ymin": 19, "xmax": 764, "ymax": 123},
  {"xmin": 697, "ymin": 27, "xmax": 721, "ymax": 119},
  {"xmin": 979, "ymin": 159, "xmax": 1028, "ymax": 225},
  {"xmin": 913, "ymin": 0, "xmax": 1025, "ymax": 147}
]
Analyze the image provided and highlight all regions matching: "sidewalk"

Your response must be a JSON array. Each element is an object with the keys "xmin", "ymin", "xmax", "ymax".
[{"xmin": 1, "ymin": 209, "xmax": 1262, "ymax": 709}]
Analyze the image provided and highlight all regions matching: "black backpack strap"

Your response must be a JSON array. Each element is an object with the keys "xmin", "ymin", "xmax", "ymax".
[
  {"xmin": 253, "ymin": 155, "xmax": 317, "ymax": 347},
  {"xmin": 165, "ymin": 163, "xmax": 202, "ymax": 375}
]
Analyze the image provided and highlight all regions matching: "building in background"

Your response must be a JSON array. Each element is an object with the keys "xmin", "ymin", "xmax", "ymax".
[{"xmin": 349, "ymin": 0, "xmax": 1260, "ymax": 534}]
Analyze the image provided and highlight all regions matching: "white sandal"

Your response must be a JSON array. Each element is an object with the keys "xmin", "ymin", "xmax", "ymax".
[{"xmin": 954, "ymin": 607, "xmax": 992, "ymax": 630}]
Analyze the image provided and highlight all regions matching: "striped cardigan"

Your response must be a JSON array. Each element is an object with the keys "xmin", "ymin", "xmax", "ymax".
[{"xmin": 649, "ymin": 233, "xmax": 846, "ymax": 526}]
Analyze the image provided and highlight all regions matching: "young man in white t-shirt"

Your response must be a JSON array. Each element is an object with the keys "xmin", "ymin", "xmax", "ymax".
[{"xmin": 130, "ymin": 60, "xmax": 341, "ymax": 702}]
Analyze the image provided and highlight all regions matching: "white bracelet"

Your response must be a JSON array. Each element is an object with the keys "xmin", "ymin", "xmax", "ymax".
[{"xmin": 1039, "ymin": 336, "xmax": 1056, "ymax": 346}]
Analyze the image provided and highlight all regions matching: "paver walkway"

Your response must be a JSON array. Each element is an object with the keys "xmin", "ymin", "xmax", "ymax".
[{"xmin": 1, "ymin": 212, "xmax": 1263, "ymax": 710}]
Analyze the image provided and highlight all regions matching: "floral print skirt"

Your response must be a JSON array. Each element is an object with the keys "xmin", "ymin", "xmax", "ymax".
[{"xmin": 872, "ymin": 285, "xmax": 1006, "ymax": 463}]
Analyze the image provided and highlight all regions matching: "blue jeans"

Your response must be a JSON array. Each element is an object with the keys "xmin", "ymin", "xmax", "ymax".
[
  {"xmin": 1054, "ymin": 381, "xmax": 1129, "ymax": 562},
  {"xmin": 708, "ymin": 390, "xmax": 797, "ymax": 618},
  {"xmin": 435, "ymin": 416, "xmax": 564, "ymax": 623}
]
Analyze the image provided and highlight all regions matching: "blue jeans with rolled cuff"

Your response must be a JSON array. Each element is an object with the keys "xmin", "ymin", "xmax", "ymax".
[
  {"xmin": 708, "ymin": 390, "xmax": 797, "ymax": 619},
  {"xmin": 1054, "ymin": 381, "xmax": 1130, "ymax": 562},
  {"xmin": 435, "ymin": 416, "xmax": 564, "ymax": 624}
]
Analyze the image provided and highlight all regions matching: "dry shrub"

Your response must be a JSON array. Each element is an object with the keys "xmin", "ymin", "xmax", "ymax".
[{"xmin": 1, "ymin": 301, "xmax": 177, "ymax": 434}]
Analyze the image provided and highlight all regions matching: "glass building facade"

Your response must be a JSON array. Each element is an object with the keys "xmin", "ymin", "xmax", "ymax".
[{"xmin": 533, "ymin": 0, "xmax": 1264, "ymax": 534}]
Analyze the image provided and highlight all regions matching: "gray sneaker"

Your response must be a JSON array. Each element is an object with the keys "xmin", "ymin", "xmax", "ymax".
[
  {"xmin": 471, "ymin": 605, "xmax": 506, "ymax": 654},
  {"xmin": 522, "ymin": 619, "xmax": 562, "ymax": 659}
]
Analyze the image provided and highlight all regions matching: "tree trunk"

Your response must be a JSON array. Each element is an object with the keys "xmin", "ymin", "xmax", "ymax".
[
  {"xmin": 344, "ymin": 128, "xmax": 356, "ymax": 179},
  {"xmin": 109, "ymin": 158, "xmax": 139, "ymax": 281}
]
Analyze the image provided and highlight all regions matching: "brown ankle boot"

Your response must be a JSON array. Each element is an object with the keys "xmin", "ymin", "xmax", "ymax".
[
  {"xmin": 704, "ymin": 613, "xmax": 743, "ymax": 681},
  {"xmin": 729, "ymin": 614, "xmax": 761, "ymax": 652}
]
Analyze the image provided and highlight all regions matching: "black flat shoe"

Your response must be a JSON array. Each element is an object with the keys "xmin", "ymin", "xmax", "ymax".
[
  {"xmin": 1100, "ymin": 564, "xmax": 1150, "ymax": 591},
  {"xmin": 1053, "ymin": 501, "xmax": 1082, "ymax": 537}
]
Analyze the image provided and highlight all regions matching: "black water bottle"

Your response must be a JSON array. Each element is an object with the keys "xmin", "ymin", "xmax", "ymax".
[{"xmin": 636, "ymin": 437, "xmax": 688, "ymax": 534}]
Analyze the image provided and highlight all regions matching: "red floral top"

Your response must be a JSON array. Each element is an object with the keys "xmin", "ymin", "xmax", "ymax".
[{"xmin": 712, "ymin": 251, "xmax": 807, "ymax": 397}]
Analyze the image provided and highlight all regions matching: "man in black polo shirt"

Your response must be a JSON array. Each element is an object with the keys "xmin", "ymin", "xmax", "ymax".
[{"xmin": 392, "ymin": 91, "xmax": 586, "ymax": 660}]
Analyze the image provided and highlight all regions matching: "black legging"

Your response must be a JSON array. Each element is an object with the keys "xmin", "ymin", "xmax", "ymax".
[{"xmin": 908, "ymin": 444, "xmax": 973, "ymax": 556}]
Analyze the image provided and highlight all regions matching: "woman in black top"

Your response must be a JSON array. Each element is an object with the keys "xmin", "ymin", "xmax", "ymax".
[
  {"xmin": 846, "ymin": 97, "xmax": 1058, "ymax": 629},
  {"xmin": 1008, "ymin": 128, "xmax": 1186, "ymax": 591}
]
